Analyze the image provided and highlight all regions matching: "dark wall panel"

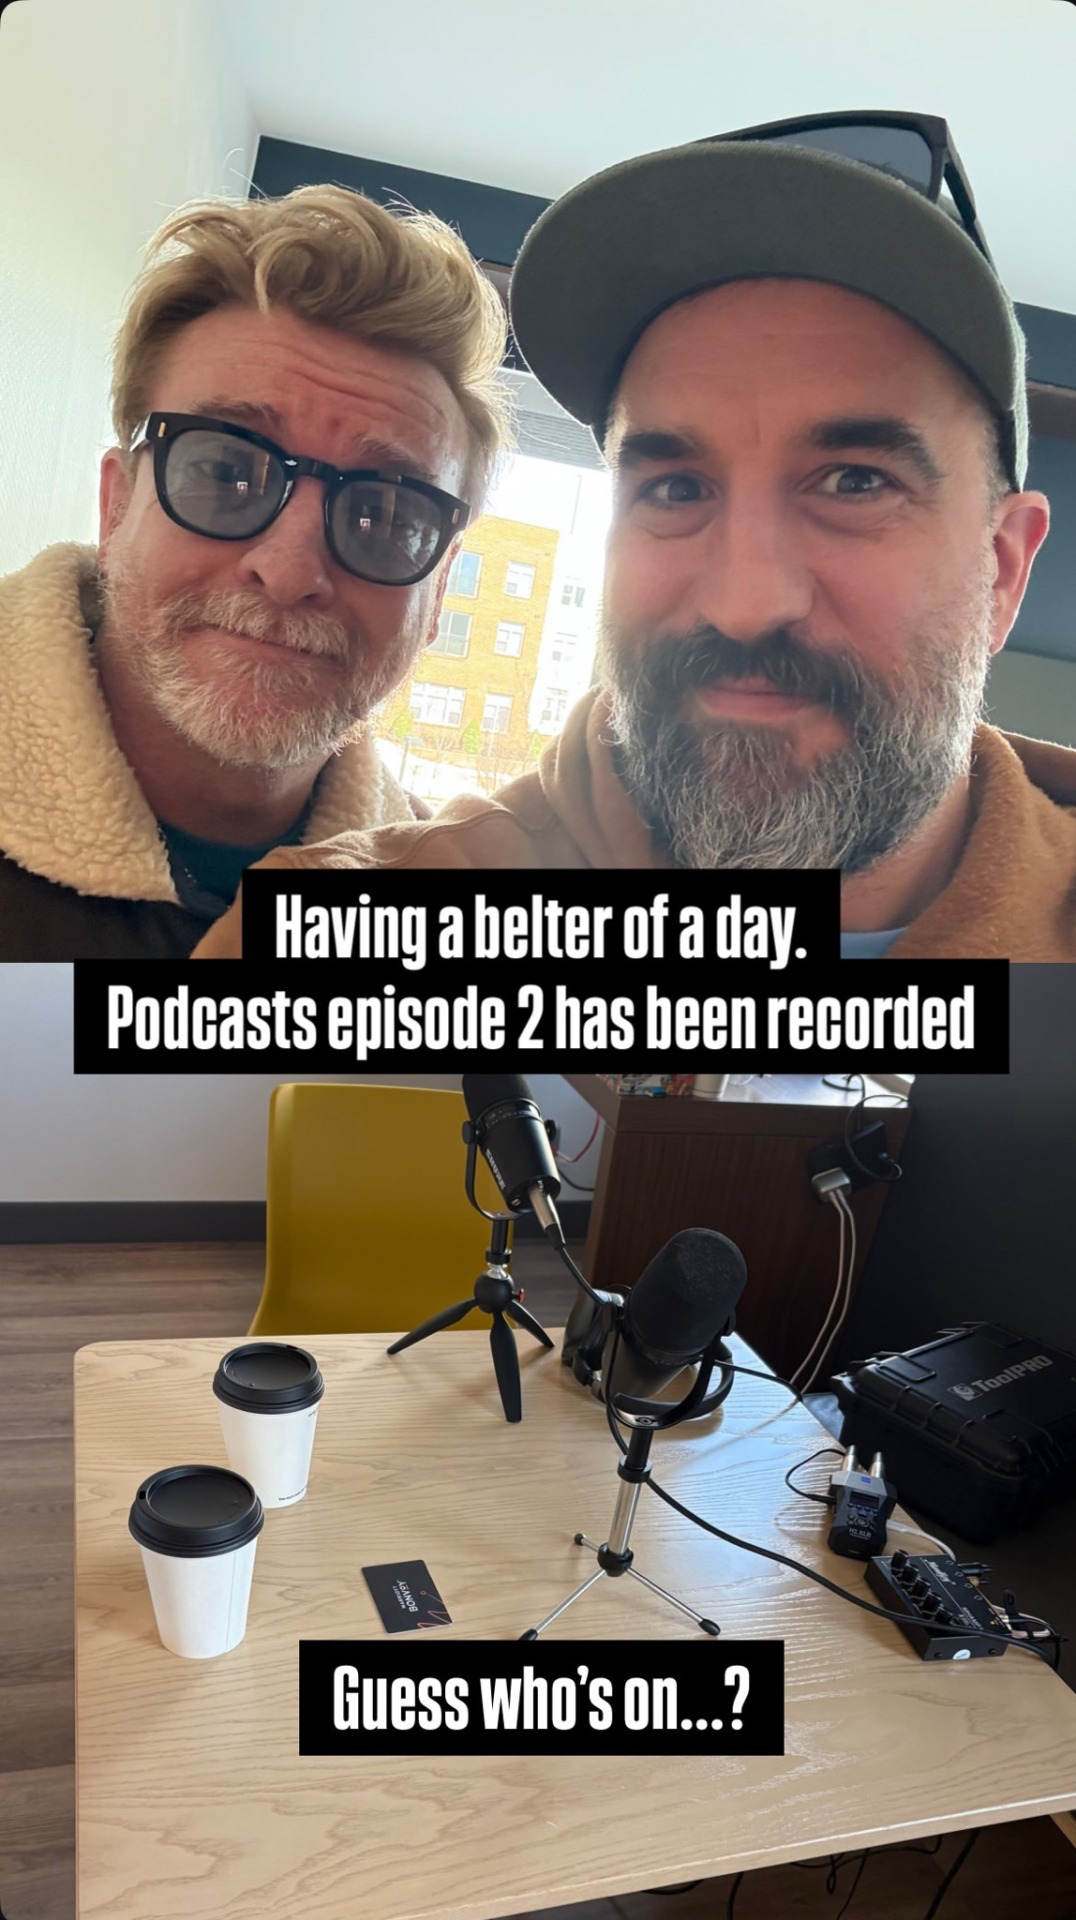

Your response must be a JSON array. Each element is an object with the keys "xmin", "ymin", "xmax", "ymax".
[
  {"xmin": 252, "ymin": 135, "xmax": 549, "ymax": 267},
  {"xmin": 833, "ymin": 966, "xmax": 1076, "ymax": 1367}
]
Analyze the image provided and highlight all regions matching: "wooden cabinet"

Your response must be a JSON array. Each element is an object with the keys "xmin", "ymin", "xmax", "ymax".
[{"xmin": 564, "ymin": 1074, "xmax": 912, "ymax": 1383}]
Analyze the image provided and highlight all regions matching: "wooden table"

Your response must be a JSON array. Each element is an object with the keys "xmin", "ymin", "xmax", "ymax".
[
  {"xmin": 564, "ymin": 1074, "xmax": 914, "ymax": 1380},
  {"xmin": 74, "ymin": 1331, "xmax": 1076, "ymax": 1920}
]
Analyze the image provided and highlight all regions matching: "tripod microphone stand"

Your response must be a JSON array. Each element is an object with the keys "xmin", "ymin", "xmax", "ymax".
[
  {"xmin": 386, "ymin": 1124, "xmax": 553, "ymax": 1423},
  {"xmin": 519, "ymin": 1331, "xmax": 727, "ymax": 1638}
]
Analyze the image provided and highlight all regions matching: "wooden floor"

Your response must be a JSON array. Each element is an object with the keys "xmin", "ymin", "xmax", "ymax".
[{"xmin": 2, "ymin": 1240, "xmax": 1075, "ymax": 1920}]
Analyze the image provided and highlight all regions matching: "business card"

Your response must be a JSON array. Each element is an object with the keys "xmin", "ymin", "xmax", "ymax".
[{"xmin": 362, "ymin": 1559, "xmax": 452, "ymax": 1632}]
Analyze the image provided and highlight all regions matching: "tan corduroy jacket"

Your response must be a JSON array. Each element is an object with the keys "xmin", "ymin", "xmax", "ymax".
[
  {"xmin": 194, "ymin": 688, "xmax": 1076, "ymax": 961},
  {"xmin": 0, "ymin": 544, "xmax": 423, "ymax": 960}
]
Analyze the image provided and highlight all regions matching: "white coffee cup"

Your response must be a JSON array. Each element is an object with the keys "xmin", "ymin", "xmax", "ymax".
[
  {"xmin": 213, "ymin": 1343, "xmax": 325, "ymax": 1509},
  {"xmin": 693, "ymin": 1073, "xmax": 731, "ymax": 1100},
  {"xmin": 129, "ymin": 1464, "xmax": 264, "ymax": 1659}
]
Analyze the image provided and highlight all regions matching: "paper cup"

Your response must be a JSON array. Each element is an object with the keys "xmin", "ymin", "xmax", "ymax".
[
  {"xmin": 129, "ymin": 1464, "xmax": 264, "ymax": 1659},
  {"xmin": 213, "ymin": 1343, "xmax": 325, "ymax": 1508},
  {"xmin": 693, "ymin": 1074, "xmax": 731, "ymax": 1100}
]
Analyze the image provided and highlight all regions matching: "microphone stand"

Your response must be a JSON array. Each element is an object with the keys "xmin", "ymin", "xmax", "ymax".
[
  {"xmin": 385, "ymin": 1125, "xmax": 554, "ymax": 1424},
  {"xmin": 519, "ymin": 1332, "xmax": 726, "ymax": 1639}
]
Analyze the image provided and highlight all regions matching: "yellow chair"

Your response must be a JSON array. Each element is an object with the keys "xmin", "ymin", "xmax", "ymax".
[{"xmin": 249, "ymin": 1082, "xmax": 508, "ymax": 1337}]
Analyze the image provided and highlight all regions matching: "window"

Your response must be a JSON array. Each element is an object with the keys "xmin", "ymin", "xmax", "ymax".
[
  {"xmin": 410, "ymin": 682, "xmax": 465, "ymax": 727},
  {"xmin": 481, "ymin": 693, "xmax": 512, "ymax": 734},
  {"xmin": 429, "ymin": 611, "xmax": 471, "ymax": 656},
  {"xmin": 504, "ymin": 561, "xmax": 535, "ymax": 599},
  {"xmin": 447, "ymin": 550, "xmax": 481, "ymax": 597},
  {"xmin": 561, "ymin": 578, "xmax": 586, "ymax": 608},
  {"xmin": 494, "ymin": 621, "xmax": 525, "ymax": 657},
  {"xmin": 538, "ymin": 688, "xmax": 570, "ymax": 730},
  {"xmin": 549, "ymin": 634, "xmax": 578, "ymax": 667}
]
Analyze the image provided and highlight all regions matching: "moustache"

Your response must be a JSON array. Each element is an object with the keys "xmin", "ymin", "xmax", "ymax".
[
  {"xmin": 627, "ymin": 626, "xmax": 872, "ymax": 719},
  {"xmin": 162, "ymin": 591, "xmax": 351, "ymax": 663}
]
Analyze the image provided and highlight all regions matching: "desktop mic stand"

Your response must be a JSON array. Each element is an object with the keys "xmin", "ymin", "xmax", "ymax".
[
  {"xmin": 519, "ymin": 1342, "xmax": 727, "ymax": 1639},
  {"xmin": 385, "ymin": 1129, "xmax": 553, "ymax": 1424}
]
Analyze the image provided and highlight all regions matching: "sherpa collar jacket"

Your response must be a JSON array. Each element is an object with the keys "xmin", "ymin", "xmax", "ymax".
[
  {"xmin": 194, "ymin": 687, "xmax": 1076, "ymax": 962},
  {"xmin": 0, "ymin": 543, "xmax": 422, "ymax": 960}
]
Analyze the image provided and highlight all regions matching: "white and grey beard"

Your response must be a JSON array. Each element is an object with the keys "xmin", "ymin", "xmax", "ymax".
[
  {"xmin": 602, "ymin": 588, "xmax": 994, "ymax": 873},
  {"xmin": 99, "ymin": 576, "xmax": 392, "ymax": 771}
]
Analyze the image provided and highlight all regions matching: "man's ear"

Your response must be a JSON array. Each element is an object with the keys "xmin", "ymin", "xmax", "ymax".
[
  {"xmin": 987, "ymin": 489, "xmax": 1050, "ymax": 658},
  {"xmin": 423, "ymin": 541, "xmax": 458, "ymax": 647},
  {"xmin": 98, "ymin": 447, "xmax": 134, "ymax": 561}
]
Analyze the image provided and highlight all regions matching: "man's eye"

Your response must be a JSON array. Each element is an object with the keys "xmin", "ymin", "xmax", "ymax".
[
  {"xmin": 191, "ymin": 460, "xmax": 250, "ymax": 488},
  {"xmin": 815, "ymin": 465, "xmax": 896, "ymax": 497},
  {"xmin": 636, "ymin": 473, "xmax": 709, "ymax": 507}
]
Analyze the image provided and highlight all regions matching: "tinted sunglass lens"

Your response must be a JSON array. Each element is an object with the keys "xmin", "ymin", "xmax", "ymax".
[
  {"xmin": 330, "ymin": 480, "xmax": 443, "ymax": 583},
  {"xmin": 763, "ymin": 124, "xmax": 934, "ymax": 194},
  {"xmin": 161, "ymin": 429, "xmax": 287, "ymax": 535}
]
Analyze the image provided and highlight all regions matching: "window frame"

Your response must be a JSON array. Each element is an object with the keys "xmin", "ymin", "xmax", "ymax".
[
  {"xmin": 447, "ymin": 550, "xmax": 482, "ymax": 598},
  {"xmin": 504, "ymin": 561, "xmax": 536, "ymax": 600},
  {"xmin": 480, "ymin": 692, "xmax": 513, "ymax": 734}
]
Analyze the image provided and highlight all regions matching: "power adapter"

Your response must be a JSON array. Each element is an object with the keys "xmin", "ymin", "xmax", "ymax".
[{"xmin": 807, "ymin": 1121, "xmax": 896, "ymax": 1193}]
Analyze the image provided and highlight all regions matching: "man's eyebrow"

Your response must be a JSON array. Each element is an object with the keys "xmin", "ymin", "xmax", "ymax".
[
  {"xmin": 190, "ymin": 399, "xmax": 285, "ymax": 432},
  {"xmin": 797, "ymin": 417, "xmax": 945, "ymax": 487},
  {"xmin": 610, "ymin": 428, "xmax": 703, "ymax": 470},
  {"xmin": 609, "ymin": 418, "xmax": 946, "ymax": 490},
  {"xmin": 187, "ymin": 401, "xmax": 437, "ymax": 480}
]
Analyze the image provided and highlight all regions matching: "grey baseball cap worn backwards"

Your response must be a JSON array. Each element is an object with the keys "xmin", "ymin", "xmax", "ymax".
[{"xmin": 509, "ymin": 116, "xmax": 1029, "ymax": 488}]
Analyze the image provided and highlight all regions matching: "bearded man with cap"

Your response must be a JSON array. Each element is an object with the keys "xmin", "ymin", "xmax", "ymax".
[{"xmin": 195, "ymin": 115, "xmax": 1076, "ymax": 962}]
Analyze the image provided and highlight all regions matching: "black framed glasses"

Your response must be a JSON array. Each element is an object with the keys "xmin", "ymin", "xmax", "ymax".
[
  {"xmin": 717, "ymin": 111, "xmax": 994, "ymax": 267},
  {"xmin": 133, "ymin": 413, "xmax": 472, "ymax": 586}
]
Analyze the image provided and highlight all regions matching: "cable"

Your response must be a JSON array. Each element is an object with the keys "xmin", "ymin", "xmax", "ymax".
[
  {"xmin": 811, "ymin": 1189, "xmax": 856, "ymax": 1390},
  {"xmin": 784, "ymin": 1446, "xmax": 843, "ymax": 1504},
  {"xmin": 555, "ymin": 1112, "xmax": 600, "ymax": 1165},
  {"xmin": 789, "ymin": 1189, "xmax": 847, "ymax": 1391},
  {"xmin": 556, "ymin": 1165, "xmax": 596, "ymax": 1195},
  {"xmin": 887, "ymin": 1520, "xmax": 956, "ymax": 1559},
  {"xmin": 556, "ymin": 1240, "xmax": 601, "ymax": 1296},
  {"xmin": 553, "ymin": 1111, "xmax": 600, "ymax": 1194},
  {"xmin": 920, "ymin": 1829, "xmax": 980, "ymax": 1918},
  {"xmin": 835, "ymin": 1849, "xmax": 871, "ymax": 1917},
  {"xmin": 641, "ymin": 1473, "xmax": 1057, "ymax": 1665},
  {"xmin": 791, "ymin": 1188, "xmax": 856, "ymax": 1393}
]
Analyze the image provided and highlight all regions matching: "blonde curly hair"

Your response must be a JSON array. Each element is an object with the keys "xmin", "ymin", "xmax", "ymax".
[{"xmin": 111, "ymin": 185, "xmax": 512, "ymax": 508}]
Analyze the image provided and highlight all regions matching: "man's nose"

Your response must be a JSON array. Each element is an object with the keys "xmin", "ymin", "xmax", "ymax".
[
  {"xmin": 689, "ymin": 490, "xmax": 814, "ymax": 644},
  {"xmin": 235, "ymin": 477, "xmax": 336, "ymax": 607}
]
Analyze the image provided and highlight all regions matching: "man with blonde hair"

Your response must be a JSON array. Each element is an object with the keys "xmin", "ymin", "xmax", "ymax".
[{"xmin": 0, "ymin": 185, "xmax": 509, "ymax": 959}]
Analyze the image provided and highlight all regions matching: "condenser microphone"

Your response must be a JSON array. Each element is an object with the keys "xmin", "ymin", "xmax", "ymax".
[
  {"xmin": 601, "ymin": 1228, "xmax": 747, "ymax": 1413},
  {"xmin": 461, "ymin": 1075, "xmax": 565, "ymax": 1245}
]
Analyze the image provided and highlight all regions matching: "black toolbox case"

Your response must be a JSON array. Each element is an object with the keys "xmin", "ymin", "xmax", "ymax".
[{"xmin": 831, "ymin": 1322, "xmax": 1076, "ymax": 1543}]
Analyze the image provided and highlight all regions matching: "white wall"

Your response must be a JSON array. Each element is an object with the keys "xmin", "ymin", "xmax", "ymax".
[
  {"xmin": 0, "ymin": 968, "xmax": 602, "ymax": 1202},
  {"xmin": 0, "ymin": 0, "xmax": 257, "ymax": 575}
]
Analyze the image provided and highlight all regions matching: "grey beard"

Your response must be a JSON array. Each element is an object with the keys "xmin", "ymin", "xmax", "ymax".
[
  {"xmin": 139, "ymin": 646, "xmax": 368, "ymax": 771},
  {"xmin": 98, "ymin": 574, "xmax": 375, "ymax": 771},
  {"xmin": 603, "ymin": 621, "xmax": 990, "ymax": 873}
]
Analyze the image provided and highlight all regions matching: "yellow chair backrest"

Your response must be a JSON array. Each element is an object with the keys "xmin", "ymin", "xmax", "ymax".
[{"xmin": 249, "ymin": 1082, "xmax": 507, "ymax": 1337}]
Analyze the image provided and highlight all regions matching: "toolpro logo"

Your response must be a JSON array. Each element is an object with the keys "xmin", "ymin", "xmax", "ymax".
[{"xmin": 949, "ymin": 1354, "xmax": 1053, "ymax": 1401}]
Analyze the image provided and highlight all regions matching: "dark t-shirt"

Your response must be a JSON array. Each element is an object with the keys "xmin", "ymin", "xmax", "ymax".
[{"xmin": 158, "ymin": 811, "xmax": 310, "ymax": 918}]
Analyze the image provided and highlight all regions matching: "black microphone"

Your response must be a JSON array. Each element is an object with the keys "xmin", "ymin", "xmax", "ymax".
[
  {"xmin": 602, "ymin": 1228, "xmax": 747, "ymax": 1410},
  {"xmin": 461, "ymin": 1074, "xmax": 565, "ymax": 1245}
]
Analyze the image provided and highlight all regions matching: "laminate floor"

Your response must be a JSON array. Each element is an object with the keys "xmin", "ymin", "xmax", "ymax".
[{"xmin": 1, "ymin": 1240, "xmax": 1073, "ymax": 1920}]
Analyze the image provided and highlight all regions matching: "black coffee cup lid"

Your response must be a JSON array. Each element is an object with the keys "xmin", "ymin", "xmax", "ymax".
[
  {"xmin": 213, "ymin": 1342, "xmax": 325, "ymax": 1414},
  {"xmin": 129, "ymin": 1464, "xmax": 264, "ymax": 1557}
]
